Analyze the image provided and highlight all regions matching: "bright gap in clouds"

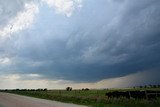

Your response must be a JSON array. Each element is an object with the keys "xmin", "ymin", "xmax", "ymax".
[
  {"xmin": 0, "ymin": 0, "xmax": 82, "ymax": 37},
  {"xmin": 42, "ymin": 0, "xmax": 82, "ymax": 17},
  {"xmin": 0, "ymin": 2, "xmax": 39, "ymax": 37}
]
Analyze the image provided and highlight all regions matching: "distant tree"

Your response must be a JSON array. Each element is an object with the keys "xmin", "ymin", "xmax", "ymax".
[
  {"xmin": 16, "ymin": 89, "xmax": 20, "ymax": 91},
  {"xmin": 85, "ymin": 88, "xmax": 89, "ymax": 91},
  {"xmin": 36, "ymin": 88, "xmax": 43, "ymax": 91},
  {"xmin": 4, "ymin": 89, "xmax": 8, "ymax": 91},
  {"xmin": 66, "ymin": 87, "xmax": 72, "ymax": 91},
  {"xmin": 144, "ymin": 85, "xmax": 147, "ymax": 88},
  {"xmin": 30, "ymin": 89, "xmax": 35, "ymax": 91},
  {"xmin": 44, "ymin": 88, "xmax": 47, "ymax": 91},
  {"xmin": 153, "ymin": 85, "xmax": 157, "ymax": 88},
  {"xmin": 149, "ymin": 84, "xmax": 153, "ymax": 88},
  {"xmin": 22, "ymin": 89, "xmax": 27, "ymax": 91},
  {"xmin": 82, "ymin": 88, "xmax": 89, "ymax": 91}
]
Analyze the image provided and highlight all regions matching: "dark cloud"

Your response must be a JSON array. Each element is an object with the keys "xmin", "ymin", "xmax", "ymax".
[{"xmin": 0, "ymin": 0, "xmax": 160, "ymax": 83}]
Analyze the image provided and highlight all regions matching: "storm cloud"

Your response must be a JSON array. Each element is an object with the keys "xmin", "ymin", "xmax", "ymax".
[{"xmin": 0, "ymin": 0, "xmax": 160, "ymax": 83}]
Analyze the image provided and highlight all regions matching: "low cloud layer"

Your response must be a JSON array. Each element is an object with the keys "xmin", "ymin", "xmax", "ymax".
[
  {"xmin": 0, "ymin": 0, "xmax": 160, "ymax": 85},
  {"xmin": 0, "ymin": 69, "xmax": 159, "ymax": 89}
]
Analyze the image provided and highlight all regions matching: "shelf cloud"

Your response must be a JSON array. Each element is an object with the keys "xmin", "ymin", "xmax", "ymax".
[{"xmin": 0, "ymin": 0, "xmax": 160, "ymax": 88}]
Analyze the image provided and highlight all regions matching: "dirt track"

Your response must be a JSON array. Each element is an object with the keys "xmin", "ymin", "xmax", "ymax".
[{"xmin": 0, "ymin": 92, "xmax": 87, "ymax": 107}]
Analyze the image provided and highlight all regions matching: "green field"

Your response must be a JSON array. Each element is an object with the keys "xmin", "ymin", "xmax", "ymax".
[{"xmin": 2, "ymin": 88, "xmax": 160, "ymax": 107}]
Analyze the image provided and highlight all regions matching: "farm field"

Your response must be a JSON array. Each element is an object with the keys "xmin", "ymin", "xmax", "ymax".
[{"xmin": 1, "ymin": 88, "xmax": 160, "ymax": 107}]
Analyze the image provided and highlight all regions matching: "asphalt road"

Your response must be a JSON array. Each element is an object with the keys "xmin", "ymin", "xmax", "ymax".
[{"xmin": 0, "ymin": 92, "xmax": 87, "ymax": 107}]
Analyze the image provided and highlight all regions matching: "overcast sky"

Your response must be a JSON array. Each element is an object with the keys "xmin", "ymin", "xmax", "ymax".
[{"xmin": 0, "ymin": 0, "xmax": 160, "ymax": 89}]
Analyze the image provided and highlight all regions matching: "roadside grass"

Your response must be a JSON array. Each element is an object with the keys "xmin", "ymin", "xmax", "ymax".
[{"xmin": 3, "ymin": 88, "xmax": 160, "ymax": 107}]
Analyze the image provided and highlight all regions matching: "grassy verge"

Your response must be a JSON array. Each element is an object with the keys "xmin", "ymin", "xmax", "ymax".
[{"xmin": 2, "ymin": 89, "xmax": 160, "ymax": 107}]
